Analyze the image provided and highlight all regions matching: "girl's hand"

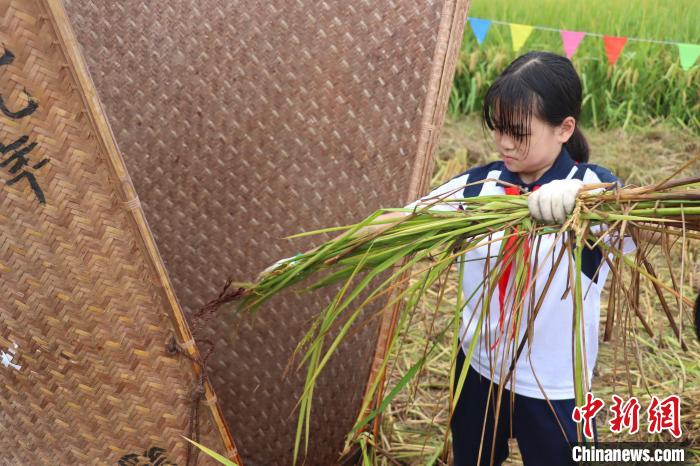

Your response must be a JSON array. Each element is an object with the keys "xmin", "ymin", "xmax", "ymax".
[
  {"xmin": 256, "ymin": 212, "xmax": 411, "ymax": 281},
  {"xmin": 528, "ymin": 179, "xmax": 584, "ymax": 224}
]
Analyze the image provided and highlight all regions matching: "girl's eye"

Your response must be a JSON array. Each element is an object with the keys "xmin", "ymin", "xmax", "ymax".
[
  {"xmin": 497, "ymin": 131, "xmax": 531, "ymax": 139},
  {"xmin": 493, "ymin": 126, "xmax": 530, "ymax": 139}
]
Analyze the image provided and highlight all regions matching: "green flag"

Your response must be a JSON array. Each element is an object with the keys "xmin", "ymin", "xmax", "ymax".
[{"xmin": 678, "ymin": 43, "xmax": 700, "ymax": 71}]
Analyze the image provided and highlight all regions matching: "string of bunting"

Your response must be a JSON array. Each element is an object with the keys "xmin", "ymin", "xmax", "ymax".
[{"xmin": 467, "ymin": 17, "xmax": 700, "ymax": 70}]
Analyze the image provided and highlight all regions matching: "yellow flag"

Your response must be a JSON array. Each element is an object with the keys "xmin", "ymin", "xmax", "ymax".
[{"xmin": 510, "ymin": 23, "xmax": 534, "ymax": 52}]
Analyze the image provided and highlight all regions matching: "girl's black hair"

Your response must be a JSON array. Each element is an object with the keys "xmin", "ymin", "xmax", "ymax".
[{"xmin": 482, "ymin": 50, "xmax": 589, "ymax": 163}]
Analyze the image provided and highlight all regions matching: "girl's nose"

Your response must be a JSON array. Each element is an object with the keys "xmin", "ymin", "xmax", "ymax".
[{"xmin": 495, "ymin": 131, "xmax": 516, "ymax": 151}]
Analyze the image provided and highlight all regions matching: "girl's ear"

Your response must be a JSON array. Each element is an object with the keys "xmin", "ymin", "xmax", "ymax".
[{"xmin": 557, "ymin": 116, "xmax": 576, "ymax": 143}]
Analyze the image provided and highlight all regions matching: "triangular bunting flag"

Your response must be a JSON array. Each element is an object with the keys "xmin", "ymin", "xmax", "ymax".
[
  {"xmin": 560, "ymin": 30, "xmax": 586, "ymax": 59},
  {"xmin": 603, "ymin": 36, "xmax": 627, "ymax": 66},
  {"xmin": 677, "ymin": 43, "xmax": 700, "ymax": 71},
  {"xmin": 468, "ymin": 17, "xmax": 492, "ymax": 46},
  {"xmin": 510, "ymin": 23, "xmax": 534, "ymax": 52}
]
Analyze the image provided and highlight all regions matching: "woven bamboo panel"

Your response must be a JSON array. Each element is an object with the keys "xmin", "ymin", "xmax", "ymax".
[
  {"xmin": 64, "ymin": 1, "xmax": 470, "ymax": 464},
  {"xmin": 0, "ymin": 1, "xmax": 240, "ymax": 464}
]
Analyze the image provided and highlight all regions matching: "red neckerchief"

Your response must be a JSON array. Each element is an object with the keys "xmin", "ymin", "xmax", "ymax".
[
  {"xmin": 491, "ymin": 184, "xmax": 540, "ymax": 351},
  {"xmin": 490, "ymin": 161, "xmax": 581, "ymax": 351}
]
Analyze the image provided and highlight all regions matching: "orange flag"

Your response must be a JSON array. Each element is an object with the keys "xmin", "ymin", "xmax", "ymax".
[{"xmin": 603, "ymin": 36, "xmax": 627, "ymax": 66}]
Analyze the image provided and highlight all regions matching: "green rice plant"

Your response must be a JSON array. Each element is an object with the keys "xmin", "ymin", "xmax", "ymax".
[
  {"xmin": 216, "ymin": 167, "xmax": 700, "ymax": 465},
  {"xmin": 451, "ymin": 0, "xmax": 700, "ymax": 132},
  {"xmin": 182, "ymin": 436, "xmax": 239, "ymax": 466}
]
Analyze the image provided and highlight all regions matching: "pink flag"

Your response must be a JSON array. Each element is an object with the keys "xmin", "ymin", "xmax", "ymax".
[
  {"xmin": 603, "ymin": 36, "xmax": 628, "ymax": 66},
  {"xmin": 560, "ymin": 30, "xmax": 586, "ymax": 59}
]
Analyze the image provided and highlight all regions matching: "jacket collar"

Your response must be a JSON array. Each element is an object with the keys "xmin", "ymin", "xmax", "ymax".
[{"xmin": 498, "ymin": 146, "xmax": 577, "ymax": 190}]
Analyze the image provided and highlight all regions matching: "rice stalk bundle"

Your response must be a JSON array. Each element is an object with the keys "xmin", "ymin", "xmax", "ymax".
[{"xmin": 210, "ymin": 170, "xmax": 700, "ymax": 465}]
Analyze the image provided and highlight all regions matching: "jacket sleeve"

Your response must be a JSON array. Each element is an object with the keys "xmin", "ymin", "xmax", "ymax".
[
  {"xmin": 584, "ymin": 165, "xmax": 637, "ymax": 256},
  {"xmin": 403, "ymin": 172, "xmax": 470, "ymax": 212}
]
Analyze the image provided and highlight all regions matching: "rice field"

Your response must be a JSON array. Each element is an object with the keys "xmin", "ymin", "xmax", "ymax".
[
  {"xmin": 451, "ymin": 0, "xmax": 700, "ymax": 132},
  {"xmin": 375, "ymin": 115, "xmax": 700, "ymax": 465}
]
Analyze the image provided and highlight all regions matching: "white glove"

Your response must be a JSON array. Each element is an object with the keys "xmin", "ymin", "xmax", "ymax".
[{"xmin": 528, "ymin": 179, "xmax": 583, "ymax": 224}]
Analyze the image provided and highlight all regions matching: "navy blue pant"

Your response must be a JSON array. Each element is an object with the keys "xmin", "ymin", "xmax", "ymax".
[{"xmin": 451, "ymin": 347, "xmax": 598, "ymax": 466}]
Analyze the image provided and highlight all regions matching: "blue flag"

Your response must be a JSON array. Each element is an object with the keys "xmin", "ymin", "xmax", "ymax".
[
  {"xmin": 468, "ymin": 17, "xmax": 492, "ymax": 46},
  {"xmin": 469, "ymin": 18, "xmax": 491, "ymax": 45}
]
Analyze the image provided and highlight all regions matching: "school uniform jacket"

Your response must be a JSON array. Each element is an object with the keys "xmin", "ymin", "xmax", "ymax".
[{"xmin": 404, "ymin": 147, "xmax": 636, "ymax": 399}]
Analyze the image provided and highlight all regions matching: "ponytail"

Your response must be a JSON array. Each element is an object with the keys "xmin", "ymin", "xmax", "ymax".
[{"xmin": 564, "ymin": 126, "xmax": 589, "ymax": 163}]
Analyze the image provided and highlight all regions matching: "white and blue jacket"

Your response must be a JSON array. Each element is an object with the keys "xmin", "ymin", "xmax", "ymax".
[{"xmin": 405, "ymin": 147, "xmax": 636, "ymax": 399}]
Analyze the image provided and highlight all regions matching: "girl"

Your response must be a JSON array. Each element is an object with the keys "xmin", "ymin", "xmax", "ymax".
[
  {"xmin": 403, "ymin": 51, "xmax": 636, "ymax": 465},
  {"xmin": 262, "ymin": 50, "xmax": 638, "ymax": 465}
]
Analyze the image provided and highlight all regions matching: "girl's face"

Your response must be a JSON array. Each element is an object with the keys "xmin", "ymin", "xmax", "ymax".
[{"xmin": 493, "ymin": 114, "xmax": 576, "ymax": 184}]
